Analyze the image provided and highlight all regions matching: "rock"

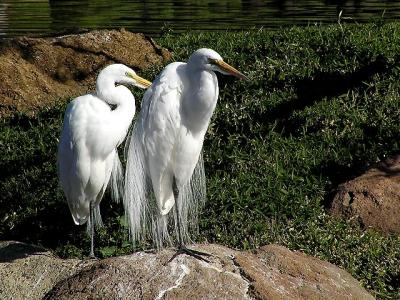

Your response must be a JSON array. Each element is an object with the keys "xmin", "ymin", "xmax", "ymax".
[
  {"xmin": 0, "ymin": 241, "xmax": 93, "ymax": 300},
  {"xmin": 44, "ymin": 244, "xmax": 250, "ymax": 300},
  {"xmin": 42, "ymin": 244, "xmax": 372, "ymax": 300},
  {"xmin": 329, "ymin": 155, "xmax": 400, "ymax": 234},
  {"xmin": 235, "ymin": 244, "xmax": 374, "ymax": 300},
  {"xmin": 0, "ymin": 241, "xmax": 372, "ymax": 299},
  {"xmin": 0, "ymin": 29, "xmax": 171, "ymax": 117}
]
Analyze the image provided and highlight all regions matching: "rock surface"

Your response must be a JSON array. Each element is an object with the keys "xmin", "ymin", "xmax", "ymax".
[
  {"xmin": 0, "ymin": 29, "xmax": 170, "ymax": 117},
  {"xmin": 330, "ymin": 155, "xmax": 400, "ymax": 234},
  {"xmin": 45, "ymin": 244, "xmax": 250, "ymax": 300},
  {"xmin": 19, "ymin": 243, "xmax": 371, "ymax": 300},
  {"xmin": 0, "ymin": 241, "xmax": 93, "ymax": 300},
  {"xmin": 235, "ymin": 244, "xmax": 374, "ymax": 300}
]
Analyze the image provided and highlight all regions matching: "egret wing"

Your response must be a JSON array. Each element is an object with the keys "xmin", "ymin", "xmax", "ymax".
[
  {"xmin": 58, "ymin": 95, "xmax": 114, "ymax": 225},
  {"xmin": 124, "ymin": 62, "xmax": 185, "ymax": 246},
  {"xmin": 58, "ymin": 96, "xmax": 92, "ymax": 225},
  {"xmin": 140, "ymin": 62, "xmax": 185, "ymax": 215}
]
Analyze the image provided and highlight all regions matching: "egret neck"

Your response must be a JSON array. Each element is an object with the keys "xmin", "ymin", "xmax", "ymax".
[
  {"xmin": 96, "ymin": 75, "xmax": 136, "ymax": 147},
  {"xmin": 182, "ymin": 66, "xmax": 219, "ymax": 136}
]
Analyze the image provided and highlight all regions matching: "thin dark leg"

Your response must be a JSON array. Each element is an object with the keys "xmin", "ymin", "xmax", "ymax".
[
  {"xmin": 89, "ymin": 201, "xmax": 95, "ymax": 258},
  {"xmin": 167, "ymin": 177, "xmax": 212, "ymax": 263},
  {"xmin": 173, "ymin": 179, "xmax": 183, "ymax": 246}
]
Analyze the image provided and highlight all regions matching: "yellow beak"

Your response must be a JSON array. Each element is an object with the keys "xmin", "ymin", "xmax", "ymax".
[
  {"xmin": 213, "ymin": 59, "xmax": 248, "ymax": 80},
  {"xmin": 128, "ymin": 73, "xmax": 152, "ymax": 88}
]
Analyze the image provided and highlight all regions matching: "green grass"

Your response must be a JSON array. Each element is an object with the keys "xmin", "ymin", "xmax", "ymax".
[{"xmin": 1, "ymin": 23, "xmax": 400, "ymax": 298}]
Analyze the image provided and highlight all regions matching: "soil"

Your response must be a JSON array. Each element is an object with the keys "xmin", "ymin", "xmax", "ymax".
[{"xmin": 0, "ymin": 28, "xmax": 171, "ymax": 118}]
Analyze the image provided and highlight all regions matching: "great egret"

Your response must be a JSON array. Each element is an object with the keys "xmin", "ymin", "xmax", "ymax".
[
  {"xmin": 57, "ymin": 64, "xmax": 151, "ymax": 257},
  {"xmin": 124, "ymin": 48, "xmax": 247, "ymax": 261}
]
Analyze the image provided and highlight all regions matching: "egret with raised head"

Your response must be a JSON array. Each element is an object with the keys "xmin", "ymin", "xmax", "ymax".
[
  {"xmin": 124, "ymin": 49, "xmax": 247, "ymax": 261},
  {"xmin": 58, "ymin": 64, "xmax": 151, "ymax": 257}
]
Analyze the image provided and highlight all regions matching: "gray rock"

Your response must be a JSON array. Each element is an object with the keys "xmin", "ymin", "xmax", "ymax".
[
  {"xmin": 44, "ymin": 244, "xmax": 250, "ymax": 300},
  {"xmin": 0, "ymin": 241, "xmax": 374, "ymax": 300},
  {"xmin": 0, "ymin": 241, "xmax": 93, "ymax": 300},
  {"xmin": 44, "ymin": 244, "xmax": 373, "ymax": 300}
]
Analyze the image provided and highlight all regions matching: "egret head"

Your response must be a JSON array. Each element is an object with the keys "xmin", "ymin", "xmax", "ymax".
[
  {"xmin": 100, "ymin": 64, "xmax": 152, "ymax": 89},
  {"xmin": 188, "ymin": 48, "xmax": 247, "ymax": 80}
]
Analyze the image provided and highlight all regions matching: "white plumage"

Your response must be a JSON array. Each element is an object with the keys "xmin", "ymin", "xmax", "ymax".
[
  {"xmin": 57, "ymin": 64, "xmax": 151, "ymax": 257},
  {"xmin": 124, "ymin": 49, "xmax": 247, "ymax": 257}
]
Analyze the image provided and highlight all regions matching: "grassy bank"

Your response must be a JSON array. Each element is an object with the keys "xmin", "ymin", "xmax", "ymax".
[{"xmin": 1, "ymin": 23, "xmax": 400, "ymax": 298}]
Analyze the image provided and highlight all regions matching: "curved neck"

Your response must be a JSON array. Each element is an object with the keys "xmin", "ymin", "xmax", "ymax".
[
  {"xmin": 96, "ymin": 73, "xmax": 125, "ymax": 106},
  {"xmin": 95, "ymin": 72, "xmax": 136, "ymax": 146}
]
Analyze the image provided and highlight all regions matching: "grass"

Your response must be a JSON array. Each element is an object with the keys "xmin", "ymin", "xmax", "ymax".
[{"xmin": 1, "ymin": 23, "xmax": 400, "ymax": 298}]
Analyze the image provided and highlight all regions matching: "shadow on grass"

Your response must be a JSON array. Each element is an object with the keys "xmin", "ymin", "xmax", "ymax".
[
  {"xmin": 266, "ymin": 55, "xmax": 390, "ymax": 135},
  {"xmin": 1, "ymin": 193, "xmax": 82, "ymax": 249}
]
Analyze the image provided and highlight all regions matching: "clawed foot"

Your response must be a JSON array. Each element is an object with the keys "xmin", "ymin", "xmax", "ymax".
[
  {"xmin": 168, "ymin": 245, "xmax": 212, "ymax": 263},
  {"xmin": 87, "ymin": 253, "xmax": 97, "ymax": 260}
]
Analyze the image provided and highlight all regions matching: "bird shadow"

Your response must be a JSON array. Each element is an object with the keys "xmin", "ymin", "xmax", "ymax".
[
  {"xmin": 0, "ymin": 242, "xmax": 48, "ymax": 263},
  {"xmin": 260, "ymin": 54, "xmax": 390, "ymax": 135},
  {"xmin": 251, "ymin": 54, "xmax": 398, "ymax": 209}
]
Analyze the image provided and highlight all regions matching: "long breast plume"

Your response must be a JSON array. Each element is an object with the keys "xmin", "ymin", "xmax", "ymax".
[{"xmin": 123, "ymin": 120, "xmax": 207, "ymax": 248}]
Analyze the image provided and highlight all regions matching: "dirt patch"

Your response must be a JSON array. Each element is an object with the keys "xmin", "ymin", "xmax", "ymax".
[
  {"xmin": 329, "ymin": 155, "xmax": 400, "ymax": 234},
  {"xmin": 0, "ymin": 29, "xmax": 171, "ymax": 117}
]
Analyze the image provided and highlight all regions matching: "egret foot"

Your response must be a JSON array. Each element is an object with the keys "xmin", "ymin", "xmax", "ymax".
[
  {"xmin": 168, "ymin": 245, "xmax": 212, "ymax": 263},
  {"xmin": 169, "ymin": 177, "xmax": 212, "ymax": 263}
]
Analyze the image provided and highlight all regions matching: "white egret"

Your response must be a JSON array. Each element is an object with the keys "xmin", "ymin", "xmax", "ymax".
[
  {"xmin": 57, "ymin": 64, "xmax": 151, "ymax": 257},
  {"xmin": 124, "ymin": 48, "xmax": 247, "ymax": 261}
]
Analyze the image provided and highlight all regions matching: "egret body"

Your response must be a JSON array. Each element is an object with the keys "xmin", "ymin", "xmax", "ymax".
[
  {"xmin": 124, "ymin": 49, "xmax": 246, "ymax": 260},
  {"xmin": 57, "ymin": 64, "xmax": 151, "ymax": 257}
]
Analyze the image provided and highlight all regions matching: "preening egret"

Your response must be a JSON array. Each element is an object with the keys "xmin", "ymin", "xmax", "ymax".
[
  {"xmin": 57, "ymin": 64, "xmax": 151, "ymax": 257},
  {"xmin": 124, "ymin": 48, "xmax": 247, "ymax": 261}
]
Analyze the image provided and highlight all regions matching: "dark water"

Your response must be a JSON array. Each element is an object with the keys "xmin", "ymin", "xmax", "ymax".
[{"xmin": 1, "ymin": 0, "xmax": 399, "ymax": 37}]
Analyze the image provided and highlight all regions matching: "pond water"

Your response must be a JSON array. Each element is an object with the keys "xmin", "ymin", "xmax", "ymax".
[{"xmin": 0, "ymin": 0, "xmax": 399, "ymax": 37}]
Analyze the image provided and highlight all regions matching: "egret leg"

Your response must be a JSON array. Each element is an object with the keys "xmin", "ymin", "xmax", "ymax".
[
  {"xmin": 167, "ymin": 177, "xmax": 212, "ymax": 263},
  {"xmin": 89, "ymin": 201, "xmax": 95, "ymax": 258}
]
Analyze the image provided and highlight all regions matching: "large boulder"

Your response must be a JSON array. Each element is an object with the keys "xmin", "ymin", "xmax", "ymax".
[
  {"xmin": 329, "ymin": 155, "xmax": 400, "ymax": 234},
  {"xmin": 44, "ymin": 244, "xmax": 250, "ymax": 300},
  {"xmin": 0, "ymin": 29, "xmax": 170, "ymax": 117},
  {"xmin": 42, "ymin": 244, "xmax": 372, "ymax": 300}
]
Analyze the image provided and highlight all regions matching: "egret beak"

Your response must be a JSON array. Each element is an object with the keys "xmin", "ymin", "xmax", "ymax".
[
  {"xmin": 127, "ymin": 72, "xmax": 152, "ymax": 88},
  {"xmin": 212, "ymin": 59, "xmax": 248, "ymax": 80}
]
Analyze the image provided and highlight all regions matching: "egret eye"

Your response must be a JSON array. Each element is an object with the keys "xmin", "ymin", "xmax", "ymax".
[
  {"xmin": 208, "ymin": 58, "xmax": 218, "ymax": 65},
  {"xmin": 125, "ymin": 71, "xmax": 138, "ymax": 80}
]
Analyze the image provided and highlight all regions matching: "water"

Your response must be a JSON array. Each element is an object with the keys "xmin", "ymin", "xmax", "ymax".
[{"xmin": 0, "ymin": 0, "xmax": 399, "ymax": 38}]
